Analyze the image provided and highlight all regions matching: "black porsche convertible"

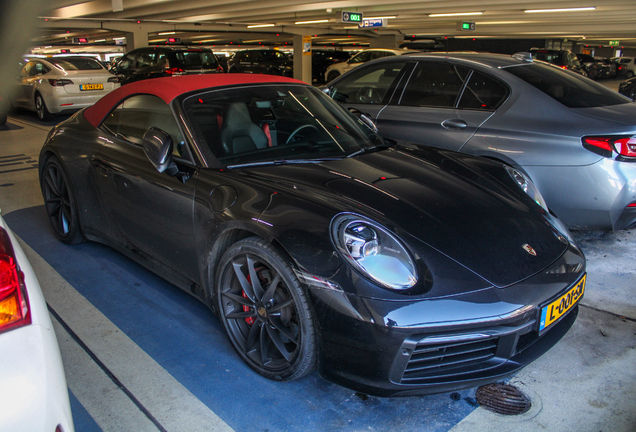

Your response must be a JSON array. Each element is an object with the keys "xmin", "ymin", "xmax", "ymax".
[{"xmin": 39, "ymin": 74, "xmax": 586, "ymax": 396}]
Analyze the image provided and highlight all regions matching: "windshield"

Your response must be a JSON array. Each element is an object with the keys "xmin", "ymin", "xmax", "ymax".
[
  {"xmin": 174, "ymin": 51, "xmax": 218, "ymax": 69},
  {"xmin": 261, "ymin": 51, "xmax": 289, "ymax": 61},
  {"xmin": 183, "ymin": 85, "xmax": 385, "ymax": 167},
  {"xmin": 504, "ymin": 63, "xmax": 630, "ymax": 108},
  {"xmin": 50, "ymin": 57, "xmax": 104, "ymax": 71}
]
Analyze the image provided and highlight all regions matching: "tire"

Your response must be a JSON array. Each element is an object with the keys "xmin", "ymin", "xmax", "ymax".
[
  {"xmin": 40, "ymin": 156, "xmax": 85, "ymax": 244},
  {"xmin": 35, "ymin": 93, "xmax": 53, "ymax": 121},
  {"xmin": 627, "ymin": 70, "xmax": 635, "ymax": 78},
  {"xmin": 629, "ymin": 87, "xmax": 636, "ymax": 101},
  {"xmin": 326, "ymin": 71, "xmax": 340, "ymax": 83},
  {"xmin": 216, "ymin": 237, "xmax": 317, "ymax": 381}
]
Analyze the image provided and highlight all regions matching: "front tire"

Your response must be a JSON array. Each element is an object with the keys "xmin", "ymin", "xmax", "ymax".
[
  {"xmin": 216, "ymin": 237, "xmax": 317, "ymax": 381},
  {"xmin": 35, "ymin": 93, "xmax": 52, "ymax": 121},
  {"xmin": 40, "ymin": 156, "xmax": 85, "ymax": 244}
]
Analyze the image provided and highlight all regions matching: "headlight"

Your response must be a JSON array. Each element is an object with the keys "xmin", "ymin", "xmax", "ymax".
[
  {"xmin": 506, "ymin": 166, "xmax": 549, "ymax": 212},
  {"xmin": 331, "ymin": 214, "xmax": 417, "ymax": 290}
]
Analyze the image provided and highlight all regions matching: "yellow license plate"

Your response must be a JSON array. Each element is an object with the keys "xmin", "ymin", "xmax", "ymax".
[
  {"xmin": 80, "ymin": 84, "xmax": 103, "ymax": 91},
  {"xmin": 539, "ymin": 274, "xmax": 586, "ymax": 331}
]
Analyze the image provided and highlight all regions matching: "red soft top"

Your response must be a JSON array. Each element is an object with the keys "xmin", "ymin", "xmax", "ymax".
[{"xmin": 83, "ymin": 74, "xmax": 305, "ymax": 127}]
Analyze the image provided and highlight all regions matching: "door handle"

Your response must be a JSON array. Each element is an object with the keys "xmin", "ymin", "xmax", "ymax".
[{"xmin": 441, "ymin": 119, "xmax": 468, "ymax": 129}]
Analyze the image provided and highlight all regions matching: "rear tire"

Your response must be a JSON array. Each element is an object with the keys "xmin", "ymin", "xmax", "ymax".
[
  {"xmin": 627, "ymin": 70, "xmax": 635, "ymax": 78},
  {"xmin": 35, "ymin": 93, "xmax": 53, "ymax": 121}
]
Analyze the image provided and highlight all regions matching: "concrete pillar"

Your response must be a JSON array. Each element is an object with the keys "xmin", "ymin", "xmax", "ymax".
[
  {"xmin": 293, "ymin": 34, "xmax": 312, "ymax": 84},
  {"xmin": 369, "ymin": 34, "xmax": 403, "ymax": 49},
  {"xmin": 124, "ymin": 27, "xmax": 149, "ymax": 52}
]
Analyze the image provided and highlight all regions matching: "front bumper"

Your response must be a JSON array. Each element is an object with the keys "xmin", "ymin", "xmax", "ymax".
[{"xmin": 308, "ymin": 244, "xmax": 585, "ymax": 397}]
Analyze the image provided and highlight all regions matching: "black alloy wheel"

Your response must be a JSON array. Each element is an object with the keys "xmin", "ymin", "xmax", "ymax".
[
  {"xmin": 41, "ymin": 156, "xmax": 84, "ymax": 244},
  {"xmin": 35, "ymin": 93, "xmax": 52, "ymax": 121},
  {"xmin": 216, "ymin": 237, "xmax": 317, "ymax": 381},
  {"xmin": 628, "ymin": 86, "xmax": 636, "ymax": 100}
]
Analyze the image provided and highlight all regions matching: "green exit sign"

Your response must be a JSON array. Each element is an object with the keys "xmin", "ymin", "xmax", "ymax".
[
  {"xmin": 609, "ymin": 40, "xmax": 620, "ymax": 46},
  {"xmin": 462, "ymin": 22, "xmax": 476, "ymax": 31},
  {"xmin": 341, "ymin": 11, "xmax": 363, "ymax": 23}
]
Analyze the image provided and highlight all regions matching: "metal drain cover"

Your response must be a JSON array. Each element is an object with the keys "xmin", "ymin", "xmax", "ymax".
[{"xmin": 475, "ymin": 383, "xmax": 532, "ymax": 415}]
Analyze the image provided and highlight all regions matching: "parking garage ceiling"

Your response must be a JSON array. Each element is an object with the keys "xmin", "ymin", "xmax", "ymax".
[{"xmin": 33, "ymin": 0, "xmax": 636, "ymax": 51}]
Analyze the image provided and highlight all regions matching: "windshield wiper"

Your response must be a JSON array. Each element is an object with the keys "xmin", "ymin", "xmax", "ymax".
[
  {"xmin": 346, "ymin": 143, "xmax": 393, "ymax": 158},
  {"xmin": 226, "ymin": 157, "xmax": 342, "ymax": 169}
]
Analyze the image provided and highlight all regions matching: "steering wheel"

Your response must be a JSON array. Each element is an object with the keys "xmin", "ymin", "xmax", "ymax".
[
  {"xmin": 286, "ymin": 124, "xmax": 319, "ymax": 144},
  {"xmin": 357, "ymin": 87, "xmax": 383, "ymax": 104}
]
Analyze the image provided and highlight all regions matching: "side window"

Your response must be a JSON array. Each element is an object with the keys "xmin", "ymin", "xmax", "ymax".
[
  {"xmin": 457, "ymin": 70, "xmax": 508, "ymax": 110},
  {"xmin": 117, "ymin": 54, "xmax": 136, "ymax": 71},
  {"xmin": 350, "ymin": 52, "xmax": 371, "ymax": 64},
  {"xmin": 21, "ymin": 62, "xmax": 35, "ymax": 77},
  {"xmin": 331, "ymin": 61, "xmax": 407, "ymax": 104},
  {"xmin": 136, "ymin": 51, "xmax": 156, "ymax": 68},
  {"xmin": 101, "ymin": 95, "xmax": 187, "ymax": 158},
  {"xmin": 399, "ymin": 62, "xmax": 466, "ymax": 108}
]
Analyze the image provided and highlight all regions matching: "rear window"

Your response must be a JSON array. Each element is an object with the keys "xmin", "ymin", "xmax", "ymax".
[
  {"xmin": 504, "ymin": 63, "xmax": 629, "ymax": 108},
  {"xmin": 530, "ymin": 51, "xmax": 563, "ymax": 65},
  {"xmin": 173, "ymin": 51, "xmax": 218, "ymax": 69},
  {"xmin": 50, "ymin": 57, "xmax": 103, "ymax": 70}
]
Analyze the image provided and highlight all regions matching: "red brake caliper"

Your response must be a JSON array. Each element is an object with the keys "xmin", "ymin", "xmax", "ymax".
[
  {"xmin": 242, "ymin": 290, "xmax": 254, "ymax": 325},
  {"xmin": 243, "ymin": 273, "xmax": 255, "ymax": 325}
]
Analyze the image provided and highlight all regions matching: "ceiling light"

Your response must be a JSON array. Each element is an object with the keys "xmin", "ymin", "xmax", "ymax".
[
  {"xmin": 525, "ymin": 7, "xmax": 596, "ymax": 13},
  {"xmin": 295, "ymin": 19, "xmax": 329, "ymax": 25},
  {"xmin": 247, "ymin": 24, "xmax": 275, "ymax": 28},
  {"xmin": 95, "ymin": 39, "xmax": 106, "ymax": 42},
  {"xmin": 429, "ymin": 12, "xmax": 483, "ymax": 17},
  {"xmin": 158, "ymin": 31, "xmax": 176, "ymax": 35}
]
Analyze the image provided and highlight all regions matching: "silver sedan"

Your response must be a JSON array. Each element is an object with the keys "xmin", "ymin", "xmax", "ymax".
[
  {"xmin": 325, "ymin": 52, "xmax": 636, "ymax": 231},
  {"xmin": 10, "ymin": 56, "xmax": 120, "ymax": 121}
]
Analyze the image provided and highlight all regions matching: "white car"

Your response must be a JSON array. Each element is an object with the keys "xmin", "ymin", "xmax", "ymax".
[
  {"xmin": 612, "ymin": 56, "xmax": 636, "ymax": 78},
  {"xmin": 324, "ymin": 48, "xmax": 410, "ymax": 83},
  {"xmin": 10, "ymin": 56, "xmax": 120, "ymax": 121},
  {"xmin": 0, "ymin": 211, "xmax": 74, "ymax": 432}
]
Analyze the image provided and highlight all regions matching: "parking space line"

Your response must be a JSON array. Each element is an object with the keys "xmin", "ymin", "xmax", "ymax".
[{"xmin": 16, "ymin": 235, "xmax": 235, "ymax": 432}]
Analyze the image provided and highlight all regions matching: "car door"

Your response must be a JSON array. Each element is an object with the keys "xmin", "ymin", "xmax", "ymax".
[
  {"xmin": 328, "ymin": 60, "xmax": 411, "ymax": 121},
  {"xmin": 113, "ymin": 51, "xmax": 140, "ymax": 85},
  {"xmin": 94, "ymin": 94, "xmax": 199, "ymax": 281},
  {"xmin": 16, "ymin": 61, "xmax": 47, "ymax": 109},
  {"xmin": 376, "ymin": 60, "xmax": 501, "ymax": 152}
]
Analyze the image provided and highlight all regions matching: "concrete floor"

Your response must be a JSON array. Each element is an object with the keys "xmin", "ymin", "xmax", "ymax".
[{"xmin": 0, "ymin": 78, "xmax": 634, "ymax": 431}]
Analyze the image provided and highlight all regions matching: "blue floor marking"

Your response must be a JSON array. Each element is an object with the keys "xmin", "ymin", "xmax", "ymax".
[
  {"xmin": 7, "ymin": 206, "xmax": 478, "ymax": 431},
  {"xmin": 69, "ymin": 389, "xmax": 102, "ymax": 432}
]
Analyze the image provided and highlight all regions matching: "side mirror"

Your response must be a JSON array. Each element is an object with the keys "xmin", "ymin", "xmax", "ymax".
[
  {"xmin": 142, "ymin": 127, "xmax": 176, "ymax": 174},
  {"xmin": 319, "ymin": 86, "xmax": 331, "ymax": 97},
  {"xmin": 348, "ymin": 108, "xmax": 378, "ymax": 133}
]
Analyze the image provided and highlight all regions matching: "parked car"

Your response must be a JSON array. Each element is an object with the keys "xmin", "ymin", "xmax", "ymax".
[
  {"xmin": 323, "ymin": 52, "xmax": 636, "ymax": 231},
  {"xmin": 529, "ymin": 48, "xmax": 586, "ymax": 75},
  {"xmin": 312, "ymin": 49, "xmax": 351, "ymax": 83},
  {"xmin": 612, "ymin": 56, "xmax": 636, "ymax": 78},
  {"xmin": 0, "ymin": 211, "xmax": 74, "ymax": 431},
  {"xmin": 618, "ymin": 76, "xmax": 636, "ymax": 100},
  {"xmin": 576, "ymin": 53, "xmax": 602, "ymax": 79},
  {"xmin": 596, "ymin": 57, "xmax": 617, "ymax": 78},
  {"xmin": 111, "ymin": 46, "xmax": 223, "ymax": 85},
  {"xmin": 9, "ymin": 56, "xmax": 120, "ymax": 121},
  {"xmin": 227, "ymin": 49, "xmax": 293, "ymax": 77},
  {"xmin": 324, "ymin": 48, "xmax": 410, "ymax": 83},
  {"xmin": 39, "ymin": 74, "xmax": 586, "ymax": 397}
]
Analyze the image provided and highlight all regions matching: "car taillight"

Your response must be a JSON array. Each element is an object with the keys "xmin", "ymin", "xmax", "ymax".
[
  {"xmin": 0, "ymin": 227, "xmax": 30, "ymax": 334},
  {"xmin": 48, "ymin": 79, "xmax": 74, "ymax": 86},
  {"xmin": 582, "ymin": 135, "xmax": 636, "ymax": 160},
  {"xmin": 165, "ymin": 67, "xmax": 185, "ymax": 76}
]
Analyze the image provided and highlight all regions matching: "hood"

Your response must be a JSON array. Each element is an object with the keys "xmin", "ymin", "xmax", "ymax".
[{"xmin": 244, "ymin": 145, "xmax": 568, "ymax": 288}]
